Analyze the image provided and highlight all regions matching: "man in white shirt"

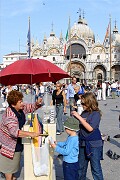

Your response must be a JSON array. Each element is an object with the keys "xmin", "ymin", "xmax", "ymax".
[
  {"xmin": 39, "ymin": 82, "xmax": 45, "ymax": 97},
  {"xmin": 102, "ymin": 81, "xmax": 106, "ymax": 101}
]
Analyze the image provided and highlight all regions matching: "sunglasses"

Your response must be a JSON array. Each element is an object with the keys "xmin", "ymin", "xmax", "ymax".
[{"xmin": 81, "ymin": 102, "xmax": 86, "ymax": 106}]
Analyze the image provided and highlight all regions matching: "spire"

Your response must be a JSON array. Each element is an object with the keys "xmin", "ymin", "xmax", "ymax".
[
  {"xmin": 96, "ymin": 34, "xmax": 100, "ymax": 43},
  {"xmin": 77, "ymin": 8, "xmax": 82, "ymax": 19},
  {"xmin": 50, "ymin": 22, "xmax": 55, "ymax": 37},
  {"xmin": 51, "ymin": 22, "xmax": 53, "ymax": 31},
  {"xmin": 77, "ymin": 9, "xmax": 87, "ymax": 25},
  {"xmin": 60, "ymin": 30, "xmax": 63, "ymax": 40},
  {"xmin": 83, "ymin": 10, "xmax": 85, "ymax": 19},
  {"xmin": 113, "ymin": 19, "xmax": 118, "ymax": 34},
  {"xmin": 43, "ymin": 33, "xmax": 47, "ymax": 40}
]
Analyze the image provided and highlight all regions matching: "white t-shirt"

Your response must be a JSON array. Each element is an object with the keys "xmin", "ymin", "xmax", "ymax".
[
  {"xmin": 77, "ymin": 99, "xmax": 83, "ymax": 115},
  {"xmin": 111, "ymin": 83, "xmax": 117, "ymax": 88},
  {"xmin": 40, "ymin": 86, "xmax": 45, "ymax": 94}
]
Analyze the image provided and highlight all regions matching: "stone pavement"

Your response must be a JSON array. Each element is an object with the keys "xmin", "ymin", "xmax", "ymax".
[{"xmin": 0, "ymin": 93, "xmax": 120, "ymax": 180}]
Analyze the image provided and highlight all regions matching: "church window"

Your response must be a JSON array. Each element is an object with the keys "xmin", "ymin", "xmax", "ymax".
[
  {"xmin": 114, "ymin": 55, "xmax": 117, "ymax": 59},
  {"xmin": 53, "ymin": 57, "xmax": 55, "ymax": 61}
]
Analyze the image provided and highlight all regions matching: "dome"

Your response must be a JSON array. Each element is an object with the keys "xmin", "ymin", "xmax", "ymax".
[
  {"xmin": 70, "ymin": 17, "xmax": 95, "ymax": 41},
  {"xmin": 47, "ymin": 31, "xmax": 60, "ymax": 45},
  {"xmin": 111, "ymin": 25, "xmax": 120, "ymax": 45},
  {"xmin": 111, "ymin": 33, "xmax": 120, "ymax": 45}
]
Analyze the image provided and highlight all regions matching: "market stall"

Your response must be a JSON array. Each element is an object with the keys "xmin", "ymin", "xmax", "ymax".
[{"xmin": 0, "ymin": 58, "xmax": 70, "ymax": 180}]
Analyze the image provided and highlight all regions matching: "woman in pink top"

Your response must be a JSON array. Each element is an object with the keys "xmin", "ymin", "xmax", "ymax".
[{"xmin": 0, "ymin": 90, "xmax": 43, "ymax": 180}]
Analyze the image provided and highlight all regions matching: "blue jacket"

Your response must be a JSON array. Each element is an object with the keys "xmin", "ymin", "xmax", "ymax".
[{"xmin": 79, "ymin": 128, "xmax": 102, "ymax": 158}]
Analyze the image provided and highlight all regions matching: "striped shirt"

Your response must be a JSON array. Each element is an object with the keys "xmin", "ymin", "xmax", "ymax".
[{"xmin": 0, "ymin": 103, "xmax": 39, "ymax": 159}]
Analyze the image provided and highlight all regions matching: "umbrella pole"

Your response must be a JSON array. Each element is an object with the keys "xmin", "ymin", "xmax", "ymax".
[
  {"xmin": 30, "ymin": 74, "xmax": 33, "ymax": 124},
  {"xmin": 30, "ymin": 74, "xmax": 33, "ymax": 104}
]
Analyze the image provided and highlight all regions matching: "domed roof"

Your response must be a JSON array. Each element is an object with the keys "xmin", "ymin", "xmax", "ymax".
[
  {"xmin": 111, "ymin": 24, "xmax": 120, "ymax": 45},
  {"xmin": 111, "ymin": 33, "xmax": 120, "ymax": 45},
  {"xmin": 47, "ymin": 31, "xmax": 60, "ymax": 45},
  {"xmin": 70, "ymin": 16, "xmax": 95, "ymax": 41}
]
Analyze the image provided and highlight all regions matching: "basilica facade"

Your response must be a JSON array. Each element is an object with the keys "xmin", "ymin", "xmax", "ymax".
[{"xmin": 2, "ymin": 15, "xmax": 120, "ymax": 84}]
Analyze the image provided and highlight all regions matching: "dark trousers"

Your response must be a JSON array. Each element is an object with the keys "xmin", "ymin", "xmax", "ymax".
[{"xmin": 63, "ymin": 161, "xmax": 79, "ymax": 180}]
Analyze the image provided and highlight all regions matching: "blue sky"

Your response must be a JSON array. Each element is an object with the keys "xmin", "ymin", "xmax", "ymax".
[{"xmin": 0, "ymin": 0, "xmax": 120, "ymax": 63}]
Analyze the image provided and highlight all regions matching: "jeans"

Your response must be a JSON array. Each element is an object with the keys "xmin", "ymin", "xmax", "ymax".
[
  {"xmin": 116, "ymin": 90, "xmax": 120, "ymax": 97},
  {"xmin": 63, "ymin": 161, "xmax": 79, "ymax": 180},
  {"xmin": 79, "ymin": 146, "xmax": 104, "ymax": 180},
  {"xmin": 56, "ymin": 104, "xmax": 64, "ymax": 132},
  {"xmin": 69, "ymin": 97, "xmax": 75, "ymax": 116}
]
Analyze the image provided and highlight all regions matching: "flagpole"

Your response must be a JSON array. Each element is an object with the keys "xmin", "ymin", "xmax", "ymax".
[
  {"xmin": 27, "ymin": 17, "xmax": 31, "ymax": 58},
  {"xmin": 68, "ymin": 16, "xmax": 72, "ymax": 80},
  {"xmin": 109, "ymin": 15, "xmax": 112, "ymax": 81}
]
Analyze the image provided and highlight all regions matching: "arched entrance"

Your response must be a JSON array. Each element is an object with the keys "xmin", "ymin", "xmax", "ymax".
[
  {"xmin": 97, "ymin": 73, "xmax": 102, "ymax": 81},
  {"xmin": 111, "ymin": 65, "xmax": 120, "ymax": 81},
  {"xmin": 66, "ymin": 43, "xmax": 86, "ymax": 60},
  {"xmin": 93, "ymin": 65, "xmax": 107, "ymax": 81},
  {"xmin": 67, "ymin": 62, "xmax": 85, "ymax": 83}
]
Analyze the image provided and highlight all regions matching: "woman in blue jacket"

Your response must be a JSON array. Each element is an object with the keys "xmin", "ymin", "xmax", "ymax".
[{"xmin": 72, "ymin": 92, "xmax": 104, "ymax": 180}]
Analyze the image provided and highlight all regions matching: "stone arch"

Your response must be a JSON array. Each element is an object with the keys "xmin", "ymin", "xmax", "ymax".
[
  {"xmin": 48, "ymin": 48, "xmax": 60, "ymax": 55},
  {"xmin": 66, "ymin": 43, "xmax": 86, "ymax": 60},
  {"xmin": 93, "ymin": 64, "xmax": 107, "ymax": 81},
  {"xmin": 111, "ymin": 64, "xmax": 120, "ymax": 81},
  {"xmin": 32, "ymin": 48, "xmax": 43, "ymax": 57},
  {"xmin": 91, "ymin": 45, "xmax": 105, "ymax": 54},
  {"xmin": 67, "ymin": 61, "xmax": 86, "ymax": 82}
]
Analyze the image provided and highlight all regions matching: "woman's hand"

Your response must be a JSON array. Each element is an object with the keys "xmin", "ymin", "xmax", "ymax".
[
  {"xmin": 72, "ymin": 111, "xmax": 93, "ymax": 132},
  {"xmin": 18, "ymin": 130, "xmax": 40, "ymax": 138},
  {"xmin": 71, "ymin": 111, "xmax": 80, "ymax": 119},
  {"xmin": 36, "ymin": 97, "xmax": 44, "ymax": 107},
  {"xmin": 30, "ymin": 132, "xmax": 40, "ymax": 138},
  {"xmin": 37, "ymin": 97, "xmax": 43, "ymax": 104}
]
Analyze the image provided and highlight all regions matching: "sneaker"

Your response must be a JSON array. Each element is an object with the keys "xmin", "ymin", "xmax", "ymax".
[{"xmin": 56, "ymin": 132, "xmax": 61, "ymax": 135}]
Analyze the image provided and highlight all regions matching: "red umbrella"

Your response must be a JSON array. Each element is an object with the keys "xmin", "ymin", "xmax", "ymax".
[{"xmin": 0, "ymin": 59, "xmax": 70, "ymax": 85}]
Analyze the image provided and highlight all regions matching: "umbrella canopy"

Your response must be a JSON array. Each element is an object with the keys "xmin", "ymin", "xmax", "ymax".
[{"xmin": 0, "ymin": 59, "xmax": 70, "ymax": 85}]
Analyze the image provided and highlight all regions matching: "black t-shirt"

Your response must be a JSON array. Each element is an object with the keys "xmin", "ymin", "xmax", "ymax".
[{"xmin": 52, "ymin": 90, "xmax": 63, "ymax": 105}]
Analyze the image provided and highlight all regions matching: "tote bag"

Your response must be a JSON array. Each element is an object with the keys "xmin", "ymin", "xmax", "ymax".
[{"xmin": 31, "ymin": 137, "xmax": 49, "ymax": 176}]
